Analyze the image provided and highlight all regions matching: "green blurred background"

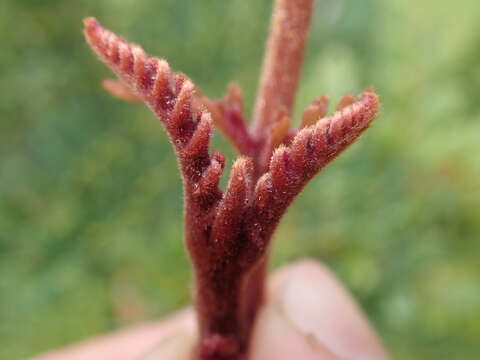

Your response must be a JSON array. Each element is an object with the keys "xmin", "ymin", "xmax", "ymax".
[{"xmin": 1, "ymin": 0, "xmax": 479, "ymax": 359}]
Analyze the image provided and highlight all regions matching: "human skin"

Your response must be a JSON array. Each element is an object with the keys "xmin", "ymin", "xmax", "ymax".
[{"xmin": 34, "ymin": 260, "xmax": 390, "ymax": 360}]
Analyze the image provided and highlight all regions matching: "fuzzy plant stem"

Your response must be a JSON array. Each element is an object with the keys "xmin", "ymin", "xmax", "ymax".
[
  {"xmin": 242, "ymin": 0, "xmax": 314, "ymax": 340},
  {"xmin": 83, "ymin": 0, "xmax": 379, "ymax": 358},
  {"xmin": 252, "ymin": 0, "xmax": 314, "ymax": 155}
]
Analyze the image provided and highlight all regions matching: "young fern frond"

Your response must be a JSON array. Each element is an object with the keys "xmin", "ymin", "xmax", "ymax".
[{"xmin": 83, "ymin": 1, "xmax": 379, "ymax": 358}]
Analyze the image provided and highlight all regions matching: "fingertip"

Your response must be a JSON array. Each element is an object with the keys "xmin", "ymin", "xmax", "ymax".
[
  {"xmin": 140, "ymin": 331, "xmax": 196, "ymax": 360},
  {"xmin": 33, "ymin": 309, "xmax": 196, "ymax": 360},
  {"xmin": 250, "ymin": 305, "xmax": 342, "ymax": 360},
  {"xmin": 262, "ymin": 258, "xmax": 390, "ymax": 360},
  {"xmin": 269, "ymin": 258, "xmax": 328, "ymax": 286}
]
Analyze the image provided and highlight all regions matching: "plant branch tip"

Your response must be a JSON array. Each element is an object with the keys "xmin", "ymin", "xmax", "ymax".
[{"xmin": 83, "ymin": 4, "xmax": 380, "ymax": 359}]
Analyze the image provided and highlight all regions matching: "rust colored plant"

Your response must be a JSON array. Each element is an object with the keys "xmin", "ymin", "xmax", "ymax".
[{"xmin": 83, "ymin": 0, "xmax": 379, "ymax": 359}]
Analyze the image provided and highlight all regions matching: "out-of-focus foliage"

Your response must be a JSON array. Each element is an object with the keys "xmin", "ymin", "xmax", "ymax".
[{"xmin": 1, "ymin": 0, "xmax": 479, "ymax": 359}]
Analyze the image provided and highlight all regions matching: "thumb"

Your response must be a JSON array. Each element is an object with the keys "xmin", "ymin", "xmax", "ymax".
[{"xmin": 250, "ymin": 259, "xmax": 390, "ymax": 360}]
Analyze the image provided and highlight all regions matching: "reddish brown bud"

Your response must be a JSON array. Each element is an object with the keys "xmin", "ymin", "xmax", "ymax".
[
  {"xmin": 301, "ymin": 94, "xmax": 330, "ymax": 128},
  {"xmin": 336, "ymin": 93, "xmax": 355, "ymax": 110}
]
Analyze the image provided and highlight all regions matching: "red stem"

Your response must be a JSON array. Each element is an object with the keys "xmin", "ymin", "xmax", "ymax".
[
  {"xmin": 252, "ymin": 0, "xmax": 314, "ymax": 143},
  {"xmin": 242, "ymin": 0, "xmax": 315, "ymax": 337}
]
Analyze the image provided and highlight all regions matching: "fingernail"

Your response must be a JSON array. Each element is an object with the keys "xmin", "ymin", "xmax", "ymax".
[
  {"xmin": 251, "ymin": 305, "xmax": 341, "ymax": 360},
  {"xmin": 139, "ymin": 331, "xmax": 196, "ymax": 360},
  {"xmin": 279, "ymin": 261, "xmax": 390, "ymax": 360}
]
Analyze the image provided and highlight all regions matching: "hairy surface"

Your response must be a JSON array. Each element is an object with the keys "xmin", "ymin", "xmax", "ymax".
[{"xmin": 83, "ymin": 1, "xmax": 379, "ymax": 358}]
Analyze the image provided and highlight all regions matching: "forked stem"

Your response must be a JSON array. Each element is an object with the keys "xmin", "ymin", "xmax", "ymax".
[{"xmin": 83, "ymin": 0, "xmax": 380, "ymax": 358}]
